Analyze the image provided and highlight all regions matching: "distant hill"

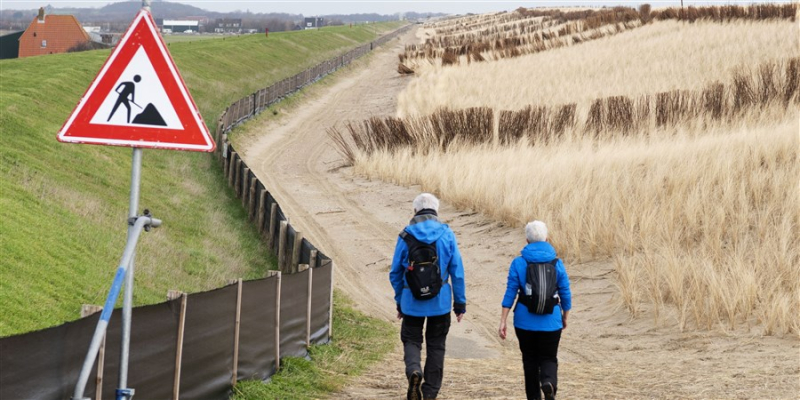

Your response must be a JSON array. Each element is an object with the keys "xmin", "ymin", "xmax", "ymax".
[{"xmin": 0, "ymin": 1, "xmax": 439, "ymax": 32}]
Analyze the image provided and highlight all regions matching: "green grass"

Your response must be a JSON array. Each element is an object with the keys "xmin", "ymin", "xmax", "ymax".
[
  {"xmin": 0, "ymin": 21, "xmax": 402, "ymax": 337},
  {"xmin": 163, "ymin": 34, "xmax": 228, "ymax": 43},
  {"xmin": 231, "ymin": 291, "xmax": 395, "ymax": 399}
]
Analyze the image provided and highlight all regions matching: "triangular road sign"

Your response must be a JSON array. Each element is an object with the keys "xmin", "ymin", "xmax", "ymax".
[{"xmin": 57, "ymin": 10, "xmax": 215, "ymax": 152}]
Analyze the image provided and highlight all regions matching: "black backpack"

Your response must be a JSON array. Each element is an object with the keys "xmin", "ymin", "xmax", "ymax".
[
  {"xmin": 400, "ymin": 231, "xmax": 442, "ymax": 301},
  {"xmin": 518, "ymin": 259, "xmax": 560, "ymax": 314}
]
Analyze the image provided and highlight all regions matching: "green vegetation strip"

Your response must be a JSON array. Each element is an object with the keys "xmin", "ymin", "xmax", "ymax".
[
  {"xmin": 232, "ymin": 292, "xmax": 395, "ymax": 399},
  {"xmin": 0, "ymin": 21, "xmax": 401, "ymax": 337}
]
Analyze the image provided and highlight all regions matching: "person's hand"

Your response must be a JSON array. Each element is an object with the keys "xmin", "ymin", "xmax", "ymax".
[
  {"xmin": 453, "ymin": 303, "xmax": 466, "ymax": 323},
  {"xmin": 396, "ymin": 304, "xmax": 403, "ymax": 320},
  {"xmin": 498, "ymin": 320, "xmax": 507, "ymax": 340},
  {"xmin": 562, "ymin": 312, "xmax": 568, "ymax": 330}
]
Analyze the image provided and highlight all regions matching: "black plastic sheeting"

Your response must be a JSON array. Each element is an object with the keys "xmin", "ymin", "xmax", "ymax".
[
  {"xmin": 180, "ymin": 284, "xmax": 237, "ymax": 400},
  {"xmin": 93, "ymin": 300, "xmax": 181, "ymax": 399},
  {"xmin": 279, "ymin": 269, "xmax": 310, "ymax": 359},
  {"xmin": 310, "ymin": 262, "xmax": 333, "ymax": 344},
  {"xmin": 237, "ymin": 276, "xmax": 278, "ymax": 381},
  {"xmin": 0, "ymin": 315, "xmax": 98, "ymax": 400}
]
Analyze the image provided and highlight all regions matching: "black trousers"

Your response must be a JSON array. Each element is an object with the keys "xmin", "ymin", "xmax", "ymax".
[
  {"xmin": 515, "ymin": 327, "xmax": 562, "ymax": 400},
  {"xmin": 401, "ymin": 313, "xmax": 451, "ymax": 399}
]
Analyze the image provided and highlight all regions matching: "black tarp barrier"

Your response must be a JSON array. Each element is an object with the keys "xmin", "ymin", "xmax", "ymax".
[
  {"xmin": 0, "ymin": 315, "xmax": 98, "ymax": 400},
  {"xmin": 300, "ymin": 238, "xmax": 313, "ymax": 266},
  {"xmin": 237, "ymin": 276, "xmax": 278, "ymax": 381},
  {"xmin": 90, "ymin": 299, "xmax": 181, "ymax": 400},
  {"xmin": 279, "ymin": 270, "xmax": 309, "ymax": 358},
  {"xmin": 179, "ymin": 284, "xmax": 237, "ymax": 400},
  {"xmin": 310, "ymin": 262, "xmax": 332, "ymax": 344}
]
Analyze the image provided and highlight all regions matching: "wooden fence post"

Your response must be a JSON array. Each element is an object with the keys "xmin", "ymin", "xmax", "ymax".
[
  {"xmin": 227, "ymin": 153, "xmax": 237, "ymax": 187},
  {"xmin": 268, "ymin": 203, "xmax": 278, "ymax": 249},
  {"xmin": 301, "ymin": 265, "xmax": 312, "ymax": 348},
  {"xmin": 167, "ymin": 291, "xmax": 187, "ymax": 400},
  {"xmin": 278, "ymin": 221, "xmax": 288, "ymax": 273},
  {"xmin": 267, "ymin": 270, "xmax": 282, "ymax": 372},
  {"xmin": 329, "ymin": 262, "xmax": 335, "ymax": 340},
  {"xmin": 248, "ymin": 177, "xmax": 257, "ymax": 221},
  {"xmin": 81, "ymin": 305, "xmax": 104, "ymax": 400},
  {"xmin": 232, "ymin": 279, "xmax": 243, "ymax": 387},
  {"xmin": 309, "ymin": 249, "xmax": 318, "ymax": 270},
  {"xmin": 234, "ymin": 161, "xmax": 242, "ymax": 197},
  {"xmin": 256, "ymin": 189, "xmax": 267, "ymax": 233},
  {"xmin": 291, "ymin": 232, "xmax": 304, "ymax": 274},
  {"xmin": 241, "ymin": 167, "xmax": 250, "ymax": 206}
]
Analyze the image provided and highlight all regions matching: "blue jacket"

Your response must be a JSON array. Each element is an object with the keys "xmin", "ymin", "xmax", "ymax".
[
  {"xmin": 390, "ymin": 215, "xmax": 466, "ymax": 317},
  {"xmin": 501, "ymin": 241, "xmax": 571, "ymax": 332}
]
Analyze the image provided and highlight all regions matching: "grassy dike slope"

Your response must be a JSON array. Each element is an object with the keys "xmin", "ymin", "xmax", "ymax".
[{"xmin": 0, "ymin": 22, "xmax": 401, "ymax": 337}]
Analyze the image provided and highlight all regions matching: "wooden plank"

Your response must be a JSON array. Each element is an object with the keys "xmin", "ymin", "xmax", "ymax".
[
  {"xmin": 290, "ymin": 232, "xmax": 304, "ymax": 274},
  {"xmin": 309, "ymin": 249, "xmax": 318, "ymax": 270},
  {"xmin": 231, "ymin": 279, "xmax": 243, "ymax": 386},
  {"xmin": 303, "ymin": 265, "xmax": 312, "ymax": 348},
  {"xmin": 278, "ymin": 220, "xmax": 288, "ymax": 273},
  {"xmin": 234, "ymin": 160, "xmax": 242, "ymax": 197},
  {"xmin": 267, "ymin": 203, "xmax": 277, "ymax": 250},
  {"xmin": 227, "ymin": 152, "xmax": 237, "ymax": 187},
  {"xmin": 256, "ymin": 190, "xmax": 268, "ymax": 234},
  {"xmin": 81, "ymin": 305, "xmax": 104, "ymax": 400},
  {"xmin": 328, "ymin": 262, "xmax": 335, "ymax": 340},
  {"xmin": 248, "ymin": 177, "xmax": 257, "ymax": 221},
  {"xmin": 241, "ymin": 167, "xmax": 250, "ymax": 207},
  {"xmin": 173, "ymin": 293, "xmax": 188, "ymax": 400},
  {"xmin": 274, "ymin": 271, "xmax": 282, "ymax": 372}
]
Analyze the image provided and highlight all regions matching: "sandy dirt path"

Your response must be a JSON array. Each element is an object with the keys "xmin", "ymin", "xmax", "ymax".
[{"xmin": 236, "ymin": 29, "xmax": 799, "ymax": 399}]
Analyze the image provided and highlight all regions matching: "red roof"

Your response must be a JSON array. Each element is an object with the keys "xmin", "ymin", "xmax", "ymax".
[{"xmin": 19, "ymin": 14, "xmax": 90, "ymax": 58}]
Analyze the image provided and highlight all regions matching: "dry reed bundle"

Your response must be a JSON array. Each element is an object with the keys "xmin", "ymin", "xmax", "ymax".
[
  {"xmin": 701, "ymin": 83, "xmax": 725, "ymax": 120},
  {"xmin": 498, "ymin": 107, "xmax": 529, "ymax": 145},
  {"xmin": 785, "ymin": 58, "xmax": 799, "ymax": 104},
  {"xmin": 732, "ymin": 68, "xmax": 757, "ymax": 114},
  {"xmin": 397, "ymin": 63, "xmax": 415, "ymax": 75},
  {"xmin": 429, "ymin": 107, "xmax": 493, "ymax": 149}
]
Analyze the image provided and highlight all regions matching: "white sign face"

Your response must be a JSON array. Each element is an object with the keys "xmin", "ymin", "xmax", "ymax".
[{"xmin": 90, "ymin": 47, "xmax": 182, "ymax": 130}]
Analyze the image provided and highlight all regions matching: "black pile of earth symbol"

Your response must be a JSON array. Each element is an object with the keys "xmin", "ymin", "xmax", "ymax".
[{"xmin": 132, "ymin": 103, "xmax": 167, "ymax": 126}]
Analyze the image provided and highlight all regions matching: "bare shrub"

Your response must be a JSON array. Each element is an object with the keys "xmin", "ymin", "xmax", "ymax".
[{"xmin": 639, "ymin": 4, "xmax": 652, "ymax": 24}]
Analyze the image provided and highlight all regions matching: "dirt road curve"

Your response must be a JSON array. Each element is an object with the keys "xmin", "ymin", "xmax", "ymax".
[{"xmin": 238, "ymin": 29, "xmax": 798, "ymax": 399}]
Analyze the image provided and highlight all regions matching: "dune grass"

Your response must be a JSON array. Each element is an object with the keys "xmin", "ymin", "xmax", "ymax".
[
  {"xmin": 0, "ymin": 21, "xmax": 401, "ymax": 337},
  {"xmin": 349, "ymin": 16, "xmax": 799, "ymax": 335}
]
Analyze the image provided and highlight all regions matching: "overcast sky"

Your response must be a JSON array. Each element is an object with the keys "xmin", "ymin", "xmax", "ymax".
[{"xmin": 1, "ymin": 0, "xmax": 786, "ymax": 15}]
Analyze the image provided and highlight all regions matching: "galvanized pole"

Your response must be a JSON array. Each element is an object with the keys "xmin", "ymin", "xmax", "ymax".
[
  {"xmin": 118, "ymin": 147, "xmax": 142, "ymax": 399},
  {"xmin": 117, "ymin": 2, "xmax": 151, "ymax": 398},
  {"xmin": 71, "ymin": 215, "xmax": 160, "ymax": 400}
]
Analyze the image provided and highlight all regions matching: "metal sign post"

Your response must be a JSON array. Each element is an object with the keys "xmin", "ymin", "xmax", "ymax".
[{"xmin": 71, "ymin": 148, "xmax": 159, "ymax": 400}]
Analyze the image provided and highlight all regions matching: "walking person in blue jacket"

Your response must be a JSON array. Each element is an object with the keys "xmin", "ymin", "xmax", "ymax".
[
  {"xmin": 390, "ymin": 193, "xmax": 467, "ymax": 400},
  {"xmin": 499, "ymin": 220, "xmax": 572, "ymax": 400}
]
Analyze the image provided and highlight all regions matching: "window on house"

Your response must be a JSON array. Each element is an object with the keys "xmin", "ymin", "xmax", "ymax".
[{"xmin": 41, "ymin": 39, "xmax": 47, "ymax": 48}]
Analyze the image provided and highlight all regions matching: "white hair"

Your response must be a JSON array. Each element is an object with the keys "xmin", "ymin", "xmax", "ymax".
[
  {"xmin": 525, "ymin": 220, "xmax": 548, "ymax": 242},
  {"xmin": 413, "ymin": 193, "xmax": 439, "ymax": 213}
]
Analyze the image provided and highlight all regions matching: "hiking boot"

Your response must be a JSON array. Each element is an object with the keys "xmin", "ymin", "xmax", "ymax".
[
  {"xmin": 542, "ymin": 381, "xmax": 555, "ymax": 400},
  {"xmin": 407, "ymin": 370, "xmax": 422, "ymax": 400}
]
